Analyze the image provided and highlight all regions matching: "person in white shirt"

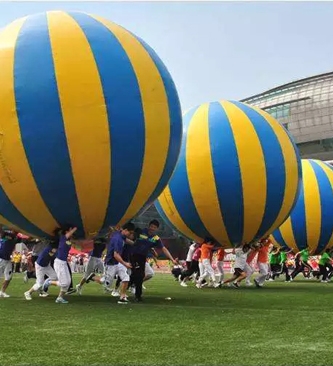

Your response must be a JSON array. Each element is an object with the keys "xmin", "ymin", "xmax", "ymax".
[{"xmin": 223, "ymin": 244, "xmax": 251, "ymax": 288}]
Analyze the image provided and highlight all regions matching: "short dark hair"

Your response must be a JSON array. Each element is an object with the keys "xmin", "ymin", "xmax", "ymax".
[
  {"xmin": 149, "ymin": 220, "xmax": 160, "ymax": 228},
  {"xmin": 204, "ymin": 237, "xmax": 215, "ymax": 244},
  {"xmin": 123, "ymin": 222, "xmax": 135, "ymax": 231}
]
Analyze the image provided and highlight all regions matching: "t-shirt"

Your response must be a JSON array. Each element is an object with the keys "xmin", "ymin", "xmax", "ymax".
[
  {"xmin": 201, "ymin": 243, "xmax": 214, "ymax": 260},
  {"xmin": 257, "ymin": 244, "xmax": 270, "ymax": 263},
  {"xmin": 216, "ymin": 248, "xmax": 225, "ymax": 262},
  {"xmin": 132, "ymin": 228, "xmax": 164, "ymax": 257},
  {"xmin": 269, "ymin": 253, "xmax": 280, "ymax": 265},
  {"xmin": 105, "ymin": 231, "xmax": 125, "ymax": 265},
  {"xmin": 192, "ymin": 247, "xmax": 201, "ymax": 261},
  {"xmin": 0, "ymin": 238, "xmax": 18, "ymax": 261},
  {"xmin": 234, "ymin": 248, "xmax": 248, "ymax": 270},
  {"xmin": 246, "ymin": 249, "xmax": 258, "ymax": 264},
  {"xmin": 300, "ymin": 249, "xmax": 309, "ymax": 262},
  {"xmin": 37, "ymin": 245, "xmax": 57, "ymax": 267},
  {"xmin": 90, "ymin": 240, "xmax": 106, "ymax": 258},
  {"xmin": 56, "ymin": 235, "xmax": 72, "ymax": 261},
  {"xmin": 186, "ymin": 244, "xmax": 197, "ymax": 262},
  {"xmin": 280, "ymin": 251, "xmax": 287, "ymax": 263},
  {"xmin": 319, "ymin": 252, "xmax": 331, "ymax": 266}
]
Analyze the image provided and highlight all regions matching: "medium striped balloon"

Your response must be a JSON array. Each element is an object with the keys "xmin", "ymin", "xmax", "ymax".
[
  {"xmin": 0, "ymin": 11, "xmax": 182, "ymax": 239},
  {"xmin": 155, "ymin": 101, "xmax": 301, "ymax": 247},
  {"xmin": 272, "ymin": 160, "xmax": 333, "ymax": 255}
]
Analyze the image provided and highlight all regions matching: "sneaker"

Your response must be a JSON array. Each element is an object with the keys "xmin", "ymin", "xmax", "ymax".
[
  {"xmin": 55, "ymin": 297, "xmax": 69, "ymax": 304},
  {"xmin": 0, "ymin": 291, "xmax": 10, "ymax": 298},
  {"xmin": 39, "ymin": 292, "xmax": 49, "ymax": 297},
  {"xmin": 246, "ymin": 282, "xmax": 253, "ymax": 287},
  {"xmin": 111, "ymin": 290, "xmax": 120, "ymax": 297},
  {"xmin": 254, "ymin": 279, "xmax": 261, "ymax": 288},
  {"xmin": 23, "ymin": 271, "xmax": 28, "ymax": 283},
  {"xmin": 196, "ymin": 283, "xmax": 202, "ymax": 289},
  {"xmin": 42, "ymin": 278, "xmax": 51, "ymax": 292},
  {"xmin": 24, "ymin": 291, "xmax": 32, "ymax": 301},
  {"xmin": 142, "ymin": 285, "xmax": 147, "ymax": 290},
  {"xmin": 103, "ymin": 286, "xmax": 112, "ymax": 293},
  {"xmin": 213, "ymin": 282, "xmax": 220, "ymax": 288},
  {"xmin": 180, "ymin": 281, "xmax": 188, "ymax": 287},
  {"xmin": 232, "ymin": 282, "xmax": 240, "ymax": 288},
  {"xmin": 76, "ymin": 284, "xmax": 82, "ymax": 295},
  {"xmin": 65, "ymin": 288, "xmax": 77, "ymax": 295},
  {"xmin": 201, "ymin": 282, "xmax": 208, "ymax": 288},
  {"xmin": 118, "ymin": 297, "xmax": 129, "ymax": 304},
  {"xmin": 321, "ymin": 280, "xmax": 328, "ymax": 283},
  {"xmin": 86, "ymin": 273, "xmax": 95, "ymax": 284}
]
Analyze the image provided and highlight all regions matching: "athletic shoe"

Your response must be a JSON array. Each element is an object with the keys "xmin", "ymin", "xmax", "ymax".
[
  {"xmin": 111, "ymin": 290, "xmax": 120, "ymax": 297},
  {"xmin": 232, "ymin": 282, "xmax": 240, "ymax": 288},
  {"xmin": 39, "ymin": 292, "xmax": 49, "ymax": 297},
  {"xmin": 76, "ymin": 284, "xmax": 82, "ymax": 295},
  {"xmin": 254, "ymin": 279, "xmax": 261, "ymax": 288},
  {"xmin": 86, "ymin": 273, "xmax": 95, "ymax": 284},
  {"xmin": 246, "ymin": 283, "xmax": 253, "ymax": 287},
  {"xmin": 0, "ymin": 292, "xmax": 10, "ymax": 298},
  {"xmin": 65, "ymin": 288, "xmax": 77, "ymax": 295},
  {"xmin": 42, "ymin": 278, "xmax": 51, "ymax": 292},
  {"xmin": 23, "ymin": 271, "xmax": 28, "ymax": 283},
  {"xmin": 196, "ymin": 283, "xmax": 202, "ymax": 289},
  {"xmin": 201, "ymin": 282, "xmax": 208, "ymax": 288},
  {"xmin": 213, "ymin": 282, "xmax": 220, "ymax": 288},
  {"xmin": 180, "ymin": 281, "xmax": 188, "ymax": 287},
  {"xmin": 103, "ymin": 286, "xmax": 112, "ymax": 293},
  {"xmin": 55, "ymin": 297, "xmax": 68, "ymax": 304},
  {"xmin": 321, "ymin": 280, "xmax": 328, "ymax": 283},
  {"xmin": 118, "ymin": 297, "xmax": 129, "ymax": 305},
  {"xmin": 142, "ymin": 285, "xmax": 147, "ymax": 290},
  {"xmin": 24, "ymin": 291, "xmax": 32, "ymax": 301}
]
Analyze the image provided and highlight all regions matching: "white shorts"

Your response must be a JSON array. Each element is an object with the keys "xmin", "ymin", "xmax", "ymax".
[
  {"xmin": 0, "ymin": 259, "xmax": 12, "ymax": 281},
  {"xmin": 145, "ymin": 262, "xmax": 154, "ymax": 278},
  {"xmin": 54, "ymin": 258, "xmax": 71, "ymax": 291},
  {"xmin": 84, "ymin": 256, "xmax": 104, "ymax": 279},
  {"xmin": 35, "ymin": 263, "xmax": 57, "ymax": 289},
  {"xmin": 105, "ymin": 263, "xmax": 130, "ymax": 286}
]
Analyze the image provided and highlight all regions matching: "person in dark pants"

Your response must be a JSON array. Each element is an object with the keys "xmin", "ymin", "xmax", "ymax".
[
  {"xmin": 318, "ymin": 248, "xmax": 332, "ymax": 282},
  {"xmin": 279, "ymin": 248, "xmax": 291, "ymax": 282},
  {"xmin": 291, "ymin": 247, "xmax": 312, "ymax": 280},
  {"xmin": 131, "ymin": 220, "xmax": 177, "ymax": 302}
]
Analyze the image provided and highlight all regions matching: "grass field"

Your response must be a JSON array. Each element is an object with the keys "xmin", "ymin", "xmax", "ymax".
[{"xmin": 1, "ymin": 273, "xmax": 333, "ymax": 366}]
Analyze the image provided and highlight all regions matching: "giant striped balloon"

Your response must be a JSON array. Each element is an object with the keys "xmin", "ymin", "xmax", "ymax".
[
  {"xmin": 272, "ymin": 159, "xmax": 333, "ymax": 255},
  {"xmin": 155, "ymin": 101, "xmax": 301, "ymax": 247},
  {"xmin": 0, "ymin": 11, "xmax": 182, "ymax": 239}
]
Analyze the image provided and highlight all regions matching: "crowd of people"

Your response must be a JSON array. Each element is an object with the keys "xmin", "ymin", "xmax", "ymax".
[{"xmin": 0, "ymin": 222, "xmax": 332, "ymax": 304}]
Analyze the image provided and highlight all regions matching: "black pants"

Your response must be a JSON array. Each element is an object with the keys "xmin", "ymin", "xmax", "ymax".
[
  {"xmin": 291, "ymin": 261, "xmax": 311, "ymax": 279},
  {"xmin": 131, "ymin": 254, "xmax": 146, "ymax": 300},
  {"xmin": 270, "ymin": 264, "xmax": 281, "ymax": 280},
  {"xmin": 319, "ymin": 264, "xmax": 328, "ymax": 281},
  {"xmin": 281, "ymin": 263, "xmax": 290, "ymax": 281},
  {"xmin": 181, "ymin": 260, "xmax": 199, "ymax": 281}
]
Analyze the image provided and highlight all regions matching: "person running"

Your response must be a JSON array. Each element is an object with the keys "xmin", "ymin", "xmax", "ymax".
[
  {"xmin": 24, "ymin": 241, "xmax": 58, "ymax": 300},
  {"xmin": 269, "ymin": 247, "xmax": 281, "ymax": 280},
  {"xmin": 223, "ymin": 244, "xmax": 251, "ymax": 288},
  {"xmin": 318, "ymin": 249, "xmax": 332, "ymax": 283},
  {"xmin": 43, "ymin": 226, "xmax": 77, "ymax": 304},
  {"xmin": 196, "ymin": 238, "xmax": 220, "ymax": 289},
  {"xmin": 254, "ymin": 237, "xmax": 271, "ymax": 288},
  {"xmin": 76, "ymin": 237, "xmax": 107, "ymax": 295},
  {"xmin": 0, "ymin": 230, "xmax": 19, "ymax": 298},
  {"xmin": 179, "ymin": 244, "xmax": 201, "ymax": 287},
  {"xmin": 185, "ymin": 242, "xmax": 197, "ymax": 273},
  {"xmin": 245, "ymin": 242, "xmax": 259, "ymax": 286},
  {"xmin": 280, "ymin": 248, "xmax": 291, "ymax": 282},
  {"xmin": 290, "ymin": 247, "xmax": 312, "ymax": 280},
  {"xmin": 215, "ymin": 247, "xmax": 225, "ymax": 284}
]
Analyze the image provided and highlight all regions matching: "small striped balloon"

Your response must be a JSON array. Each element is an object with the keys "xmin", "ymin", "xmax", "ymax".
[
  {"xmin": 155, "ymin": 100, "xmax": 302, "ymax": 247},
  {"xmin": 0, "ymin": 11, "xmax": 182, "ymax": 238},
  {"xmin": 272, "ymin": 159, "xmax": 333, "ymax": 255}
]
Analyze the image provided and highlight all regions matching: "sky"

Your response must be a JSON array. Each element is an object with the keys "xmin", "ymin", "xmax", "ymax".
[{"xmin": 0, "ymin": 1, "xmax": 333, "ymax": 111}]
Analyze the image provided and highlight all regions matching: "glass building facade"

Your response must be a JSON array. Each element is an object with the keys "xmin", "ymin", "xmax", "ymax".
[{"xmin": 136, "ymin": 72, "xmax": 333, "ymax": 239}]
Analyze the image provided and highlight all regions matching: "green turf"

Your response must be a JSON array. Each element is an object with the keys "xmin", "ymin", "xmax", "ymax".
[{"xmin": 0, "ymin": 273, "xmax": 333, "ymax": 366}]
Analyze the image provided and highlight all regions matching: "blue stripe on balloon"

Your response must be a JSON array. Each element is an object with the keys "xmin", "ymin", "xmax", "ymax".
[
  {"xmin": 230, "ymin": 101, "xmax": 286, "ymax": 239},
  {"xmin": 0, "ymin": 187, "xmax": 49, "ymax": 238},
  {"xmin": 135, "ymin": 37, "xmax": 182, "ymax": 210},
  {"xmin": 168, "ymin": 106, "xmax": 212, "ymax": 239},
  {"xmin": 68, "ymin": 12, "xmax": 145, "ymax": 226},
  {"xmin": 14, "ymin": 13, "xmax": 84, "ymax": 236},
  {"xmin": 311, "ymin": 161, "xmax": 333, "ymax": 253},
  {"xmin": 272, "ymin": 229, "xmax": 288, "ymax": 250},
  {"xmin": 208, "ymin": 102, "xmax": 243, "ymax": 244},
  {"xmin": 290, "ymin": 184, "xmax": 307, "ymax": 251}
]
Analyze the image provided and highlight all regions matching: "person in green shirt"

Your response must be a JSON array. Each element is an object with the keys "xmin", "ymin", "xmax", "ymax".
[
  {"xmin": 291, "ymin": 247, "xmax": 312, "ymax": 280},
  {"xmin": 269, "ymin": 247, "xmax": 281, "ymax": 280},
  {"xmin": 279, "ymin": 248, "xmax": 292, "ymax": 282},
  {"xmin": 318, "ymin": 248, "xmax": 332, "ymax": 282}
]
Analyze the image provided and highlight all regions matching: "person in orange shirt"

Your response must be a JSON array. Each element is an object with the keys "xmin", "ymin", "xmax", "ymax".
[
  {"xmin": 196, "ymin": 238, "xmax": 220, "ymax": 289},
  {"xmin": 215, "ymin": 248, "xmax": 225, "ymax": 284},
  {"xmin": 245, "ymin": 242, "xmax": 259, "ymax": 286},
  {"xmin": 254, "ymin": 237, "xmax": 272, "ymax": 287}
]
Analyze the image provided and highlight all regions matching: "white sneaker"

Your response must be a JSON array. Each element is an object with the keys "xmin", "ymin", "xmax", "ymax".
[
  {"xmin": 180, "ymin": 281, "xmax": 188, "ymax": 287},
  {"xmin": 0, "ymin": 291, "xmax": 10, "ymax": 298},
  {"xmin": 142, "ymin": 285, "xmax": 147, "ymax": 290},
  {"xmin": 111, "ymin": 290, "xmax": 120, "ymax": 297},
  {"xmin": 213, "ymin": 282, "xmax": 220, "ymax": 288},
  {"xmin": 39, "ymin": 292, "xmax": 49, "ymax": 297},
  {"xmin": 24, "ymin": 291, "xmax": 32, "ymax": 301},
  {"xmin": 196, "ymin": 283, "xmax": 202, "ymax": 289},
  {"xmin": 76, "ymin": 284, "xmax": 82, "ymax": 295}
]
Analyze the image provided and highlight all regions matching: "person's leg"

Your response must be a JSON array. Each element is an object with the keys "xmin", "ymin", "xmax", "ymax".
[
  {"xmin": 132, "ymin": 254, "xmax": 146, "ymax": 301},
  {"xmin": 0, "ymin": 261, "xmax": 13, "ymax": 296},
  {"xmin": 255, "ymin": 263, "xmax": 268, "ymax": 286}
]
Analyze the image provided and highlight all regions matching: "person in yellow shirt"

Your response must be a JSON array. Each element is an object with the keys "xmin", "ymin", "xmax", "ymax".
[{"xmin": 12, "ymin": 252, "xmax": 22, "ymax": 273}]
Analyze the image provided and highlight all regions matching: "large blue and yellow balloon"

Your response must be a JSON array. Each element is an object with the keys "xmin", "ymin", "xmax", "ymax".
[
  {"xmin": 155, "ymin": 101, "xmax": 301, "ymax": 247},
  {"xmin": 272, "ymin": 159, "xmax": 333, "ymax": 254},
  {"xmin": 0, "ymin": 11, "xmax": 182, "ymax": 238}
]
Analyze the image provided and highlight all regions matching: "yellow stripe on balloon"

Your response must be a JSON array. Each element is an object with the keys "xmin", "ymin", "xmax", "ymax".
[
  {"xmin": 277, "ymin": 217, "xmax": 298, "ymax": 253},
  {"xmin": 251, "ymin": 107, "xmax": 300, "ymax": 235},
  {"xmin": 91, "ymin": 15, "xmax": 170, "ymax": 225},
  {"xmin": 186, "ymin": 104, "xmax": 229, "ymax": 245},
  {"xmin": 158, "ymin": 187, "xmax": 202, "ymax": 243},
  {"xmin": 47, "ymin": 12, "xmax": 110, "ymax": 237},
  {"xmin": 0, "ymin": 214, "xmax": 33, "ymax": 237},
  {"xmin": 222, "ymin": 101, "xmax": 266, "ymax": 243},
  {"xmin": 0, "ymin": 18, "xmax": 59, "ymax": 235},
  {"xmin": 302, "ymin": 160, "xmax": 321, "ymax": 254}
]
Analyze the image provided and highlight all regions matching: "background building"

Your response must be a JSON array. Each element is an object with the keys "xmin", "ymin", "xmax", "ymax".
[{"xmin": 136, "ymin": 71, "xmax": 333, "ymax": 241}]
